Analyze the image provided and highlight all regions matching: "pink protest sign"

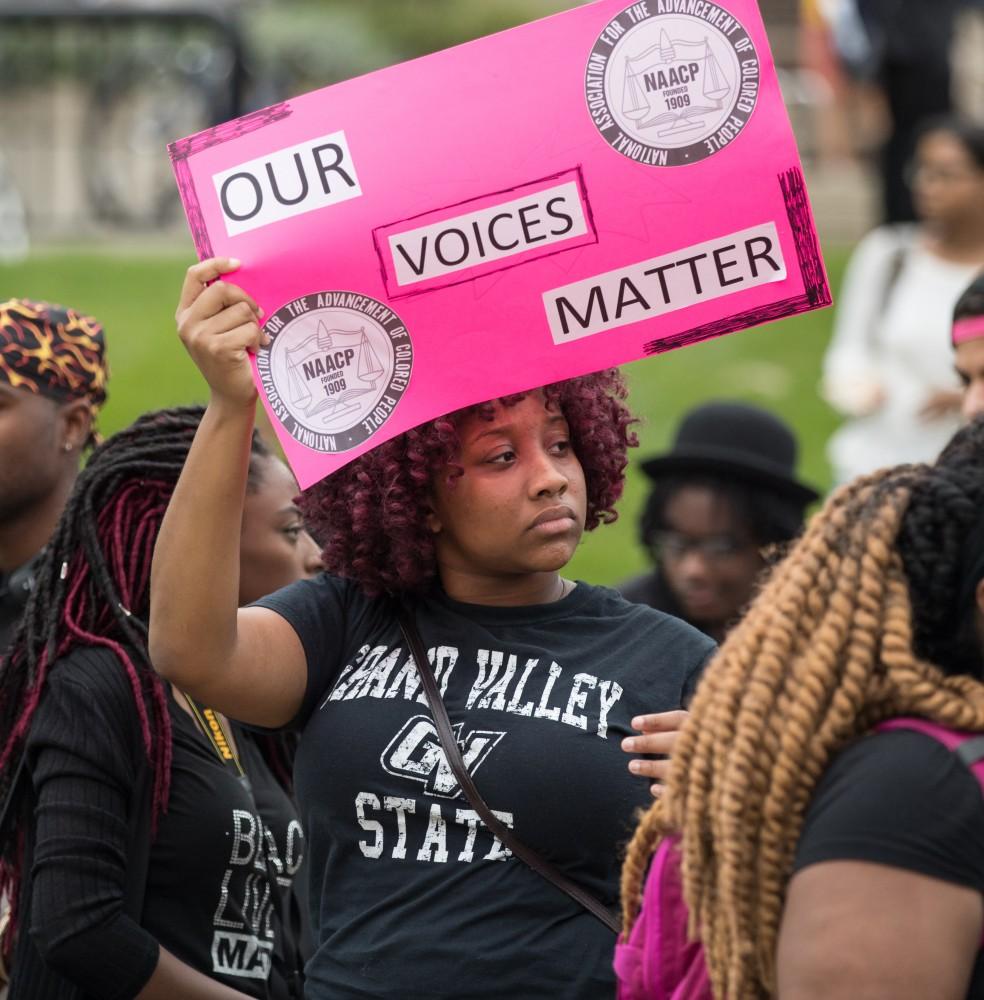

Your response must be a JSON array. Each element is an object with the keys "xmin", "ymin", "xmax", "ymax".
[{"xmin": 169, "ymin": 0, "xmax": 830, "ymax": 489}]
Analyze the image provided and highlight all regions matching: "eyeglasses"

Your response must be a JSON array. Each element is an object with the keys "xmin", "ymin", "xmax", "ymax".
[
  {"xmin": 652, "ymin": 531, "xmax": 753, "ymax": 562},
  {"xmin": 905, "ymin": 163, "xmax": 981, "ymax": 187}
]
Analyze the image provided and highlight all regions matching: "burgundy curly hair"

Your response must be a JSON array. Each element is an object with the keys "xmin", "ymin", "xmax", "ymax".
[{"xmin": 299, "ymin": 369, "xmax": 637, "ymax": 595}]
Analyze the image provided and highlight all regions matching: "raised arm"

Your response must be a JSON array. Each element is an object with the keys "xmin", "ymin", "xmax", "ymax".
[{"xmin": 149, "ymin": 259, "xmax": 307, "ymax": 727}]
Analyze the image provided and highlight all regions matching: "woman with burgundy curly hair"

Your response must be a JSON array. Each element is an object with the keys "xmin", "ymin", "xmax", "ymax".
[{"xmin": 149, "ymin": 258, "xmax": 714, "ymax": 1000}]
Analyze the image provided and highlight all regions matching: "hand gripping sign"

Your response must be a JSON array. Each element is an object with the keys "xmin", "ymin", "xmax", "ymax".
[{"xmin": 169, "ymin": 0, "xmax": 830, "ymax": 489}]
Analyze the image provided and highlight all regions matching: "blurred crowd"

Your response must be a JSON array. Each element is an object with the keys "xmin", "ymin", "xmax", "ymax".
[
  {"xmin": 1, "ymin": 3, "xmax": 984, "ymax": 999},
  {"xmin": 799, "ymin": 0, "xmax": 984, "ymax": 220}
]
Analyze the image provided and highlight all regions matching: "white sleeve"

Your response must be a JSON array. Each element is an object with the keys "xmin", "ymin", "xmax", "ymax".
[{"xmin": 821, "ymin": 227, "xmax": 906, "ymax": 417}]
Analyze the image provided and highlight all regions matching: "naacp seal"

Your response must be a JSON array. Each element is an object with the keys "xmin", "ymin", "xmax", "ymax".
[
  {"xmin": 257, "ymin": 291, "xmax": 413, "ymax": 453},
  {"xmin": 585, "ymin": 1, "xmax": 760, "ymax": 166}
]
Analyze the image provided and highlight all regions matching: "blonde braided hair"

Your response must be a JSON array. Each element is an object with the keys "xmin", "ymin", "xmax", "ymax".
[{"xmin": 620, "ymin": 442, "xmax": 984, "ymax": 999}]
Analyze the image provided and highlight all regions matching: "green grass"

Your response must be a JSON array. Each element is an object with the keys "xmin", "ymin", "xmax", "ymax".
[
  {"xmin": 0, "ymin": 251, "xmax": 202, "ymax": 431},
  {"xmin": 0, "ymin": 246, "xmax": 849, "ymax": 585}
]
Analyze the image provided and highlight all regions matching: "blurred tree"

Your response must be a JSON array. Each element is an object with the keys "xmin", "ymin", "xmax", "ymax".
[
  {"xmin": 354, "ymin": 0, "xmax": 579, "ymax": 59},
  {"xmin": 243, "ymin": 0, "xmax": 578, "ymax": 98}
]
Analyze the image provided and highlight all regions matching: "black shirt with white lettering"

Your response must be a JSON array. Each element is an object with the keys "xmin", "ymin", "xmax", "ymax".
[
  {"xmin": 23, "ymin": 646, "xmax": 305, "ymax": 999},
  {"xmin": 255, "ymin": 576, "xmax": 714, "ymax": 999}
]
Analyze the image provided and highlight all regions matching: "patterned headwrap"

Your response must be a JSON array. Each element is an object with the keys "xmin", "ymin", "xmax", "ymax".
[{"xmin": 0, "ymin": 298, "xmax": 108, "ymax": 406}]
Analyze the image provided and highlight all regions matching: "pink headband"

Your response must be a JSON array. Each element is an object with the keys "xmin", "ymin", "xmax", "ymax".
[{"xmin": 953, "ymin": 316, "xmax": 984, "ymax": 345}]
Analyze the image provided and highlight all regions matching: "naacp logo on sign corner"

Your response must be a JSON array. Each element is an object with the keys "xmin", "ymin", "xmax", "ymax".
[
  {"xmin": 585, "ymin": 2, "xmax": 761, "ymax": 167},
  {"xmin": 257, "ymin": 291, "xmax": 413, "ymax": 454}
]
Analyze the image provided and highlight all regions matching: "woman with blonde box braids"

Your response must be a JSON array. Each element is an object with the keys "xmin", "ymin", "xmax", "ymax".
[{"xmin": 619, "ymin": 416, "xmax": 984, "ymax": 1000}]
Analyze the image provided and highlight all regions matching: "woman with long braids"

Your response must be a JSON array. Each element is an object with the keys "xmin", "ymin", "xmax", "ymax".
[
  {"xmin": 147, "ymin": 260, "xmax": 714, "ymax": 999},
  {"xmin": 618, "ymin": 417, "xmax": 984, "ymax": 999},
  {"xmin": 0, "ymin": 406, "xmax": 321, "ymax": 999}
]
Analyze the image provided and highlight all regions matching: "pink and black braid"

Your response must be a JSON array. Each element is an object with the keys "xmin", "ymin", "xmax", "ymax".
[{"xmin": 0, "ymin": 405, "xmax": 277, "ymax": 962}]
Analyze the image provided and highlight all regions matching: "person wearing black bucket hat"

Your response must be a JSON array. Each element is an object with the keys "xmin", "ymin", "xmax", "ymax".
[{"xmin": 617, "ymin": 401, "xmax": 819, "ymax": 642}]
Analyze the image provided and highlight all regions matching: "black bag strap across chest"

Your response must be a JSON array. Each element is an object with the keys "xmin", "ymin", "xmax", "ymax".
[{"xmin": 395, "ymin": 600, "xmax": 621, "ymax": 934}]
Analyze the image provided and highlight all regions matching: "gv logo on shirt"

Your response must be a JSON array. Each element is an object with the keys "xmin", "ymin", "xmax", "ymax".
[{"xmin": 381, "ymin": 715, "xmax": 505, "ymax": 799}]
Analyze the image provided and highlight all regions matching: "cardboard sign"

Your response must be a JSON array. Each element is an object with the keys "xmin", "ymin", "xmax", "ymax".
[{"xmin": 170, "ymin": 0, "xmax": 830, "ymax": 489}]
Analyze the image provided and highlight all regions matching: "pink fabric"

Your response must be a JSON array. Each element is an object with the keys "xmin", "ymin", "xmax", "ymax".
[
  {"xmin": 615, "ymin": 835, "xmax": 711, "ymax": 1000},
  {"xmin": 953, "ymin": 316, "xmax": 984, "ymax": 345}
]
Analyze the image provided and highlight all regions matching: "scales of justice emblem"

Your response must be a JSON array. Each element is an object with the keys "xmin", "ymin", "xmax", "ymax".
[
  {"xmin": 620, "ymin": 30, "xmax": 733, "ymax": 142},
  {"xmin": 284, "ymin": 321, "xmax": 385, "ymax": 428},
  {"xmin": 261, "ymin": 291, "xmax": 412, "ymax": 454}
]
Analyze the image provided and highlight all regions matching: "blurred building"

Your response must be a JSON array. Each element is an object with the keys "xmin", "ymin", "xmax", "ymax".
[{"xmin": 0, "ymin": 0, "xmax": 977, "ymax": 249}]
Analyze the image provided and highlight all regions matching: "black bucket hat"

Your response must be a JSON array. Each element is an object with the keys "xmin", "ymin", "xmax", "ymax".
[{"xmin": 641, "ymin": 401, "xmax": 820, "ymax": 506}]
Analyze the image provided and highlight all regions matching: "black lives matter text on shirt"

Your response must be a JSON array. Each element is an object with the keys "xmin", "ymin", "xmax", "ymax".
[
  {"xmin": 255, "ymin": 576, "xmax": 714, "ymax": 1000},
  {"xmin": 154, "ymin": 710, "xmax": 305, "ymax": 993},
  {"xmin": 24, "ymin": 647, "xmax": 305, "ymax": 999}
]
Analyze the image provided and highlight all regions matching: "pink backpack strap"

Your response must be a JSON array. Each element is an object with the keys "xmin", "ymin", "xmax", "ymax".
[
  {"xmin": 615, "ymin": 834, "xmax": 712, "ymax": 1000},
  {"xmin": 615, "ymin": 838, "xmax": 673, "ymax": 999},
  {"xmin": 876, "ymin": 717, "xmax": 984, "ymax": 947},
  {"xmin": 876, "ymin": 717, "xmax": 984, "ymax": 787}
]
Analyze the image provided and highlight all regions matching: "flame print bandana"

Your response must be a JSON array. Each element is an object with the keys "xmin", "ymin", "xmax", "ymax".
[{"xmin": 0, "ymin": 298, "xmax": 108, "ymax": 407}]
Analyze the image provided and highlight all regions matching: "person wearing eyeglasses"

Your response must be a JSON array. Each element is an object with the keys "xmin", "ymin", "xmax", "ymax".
[
  {"xmin": 821, "ymin": 116, "xmax": 984, "ymax": 484},
  {"xmin": 617, "ymin": 401, "xmax": 819, "ymax": 643}
]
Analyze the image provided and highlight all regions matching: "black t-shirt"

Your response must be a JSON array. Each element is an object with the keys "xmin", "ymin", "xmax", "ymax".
[
  {"xmin": 255, "ymin": 576, "xmax": 714, "ymax": 999},
  {"xmin": 23, "ymin": 646, "xmax": 305, "ymax": 999},
  {"xmin": 615, "ymin": 570, "xmax": 664, "ymax": 610},
  {"xmin": 616, "ymin": 570, "xmax": 721, "ymax": 642},
  {"xmin": 794, "ymin": 729, "xmax": 984, "ymax": 998}
]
